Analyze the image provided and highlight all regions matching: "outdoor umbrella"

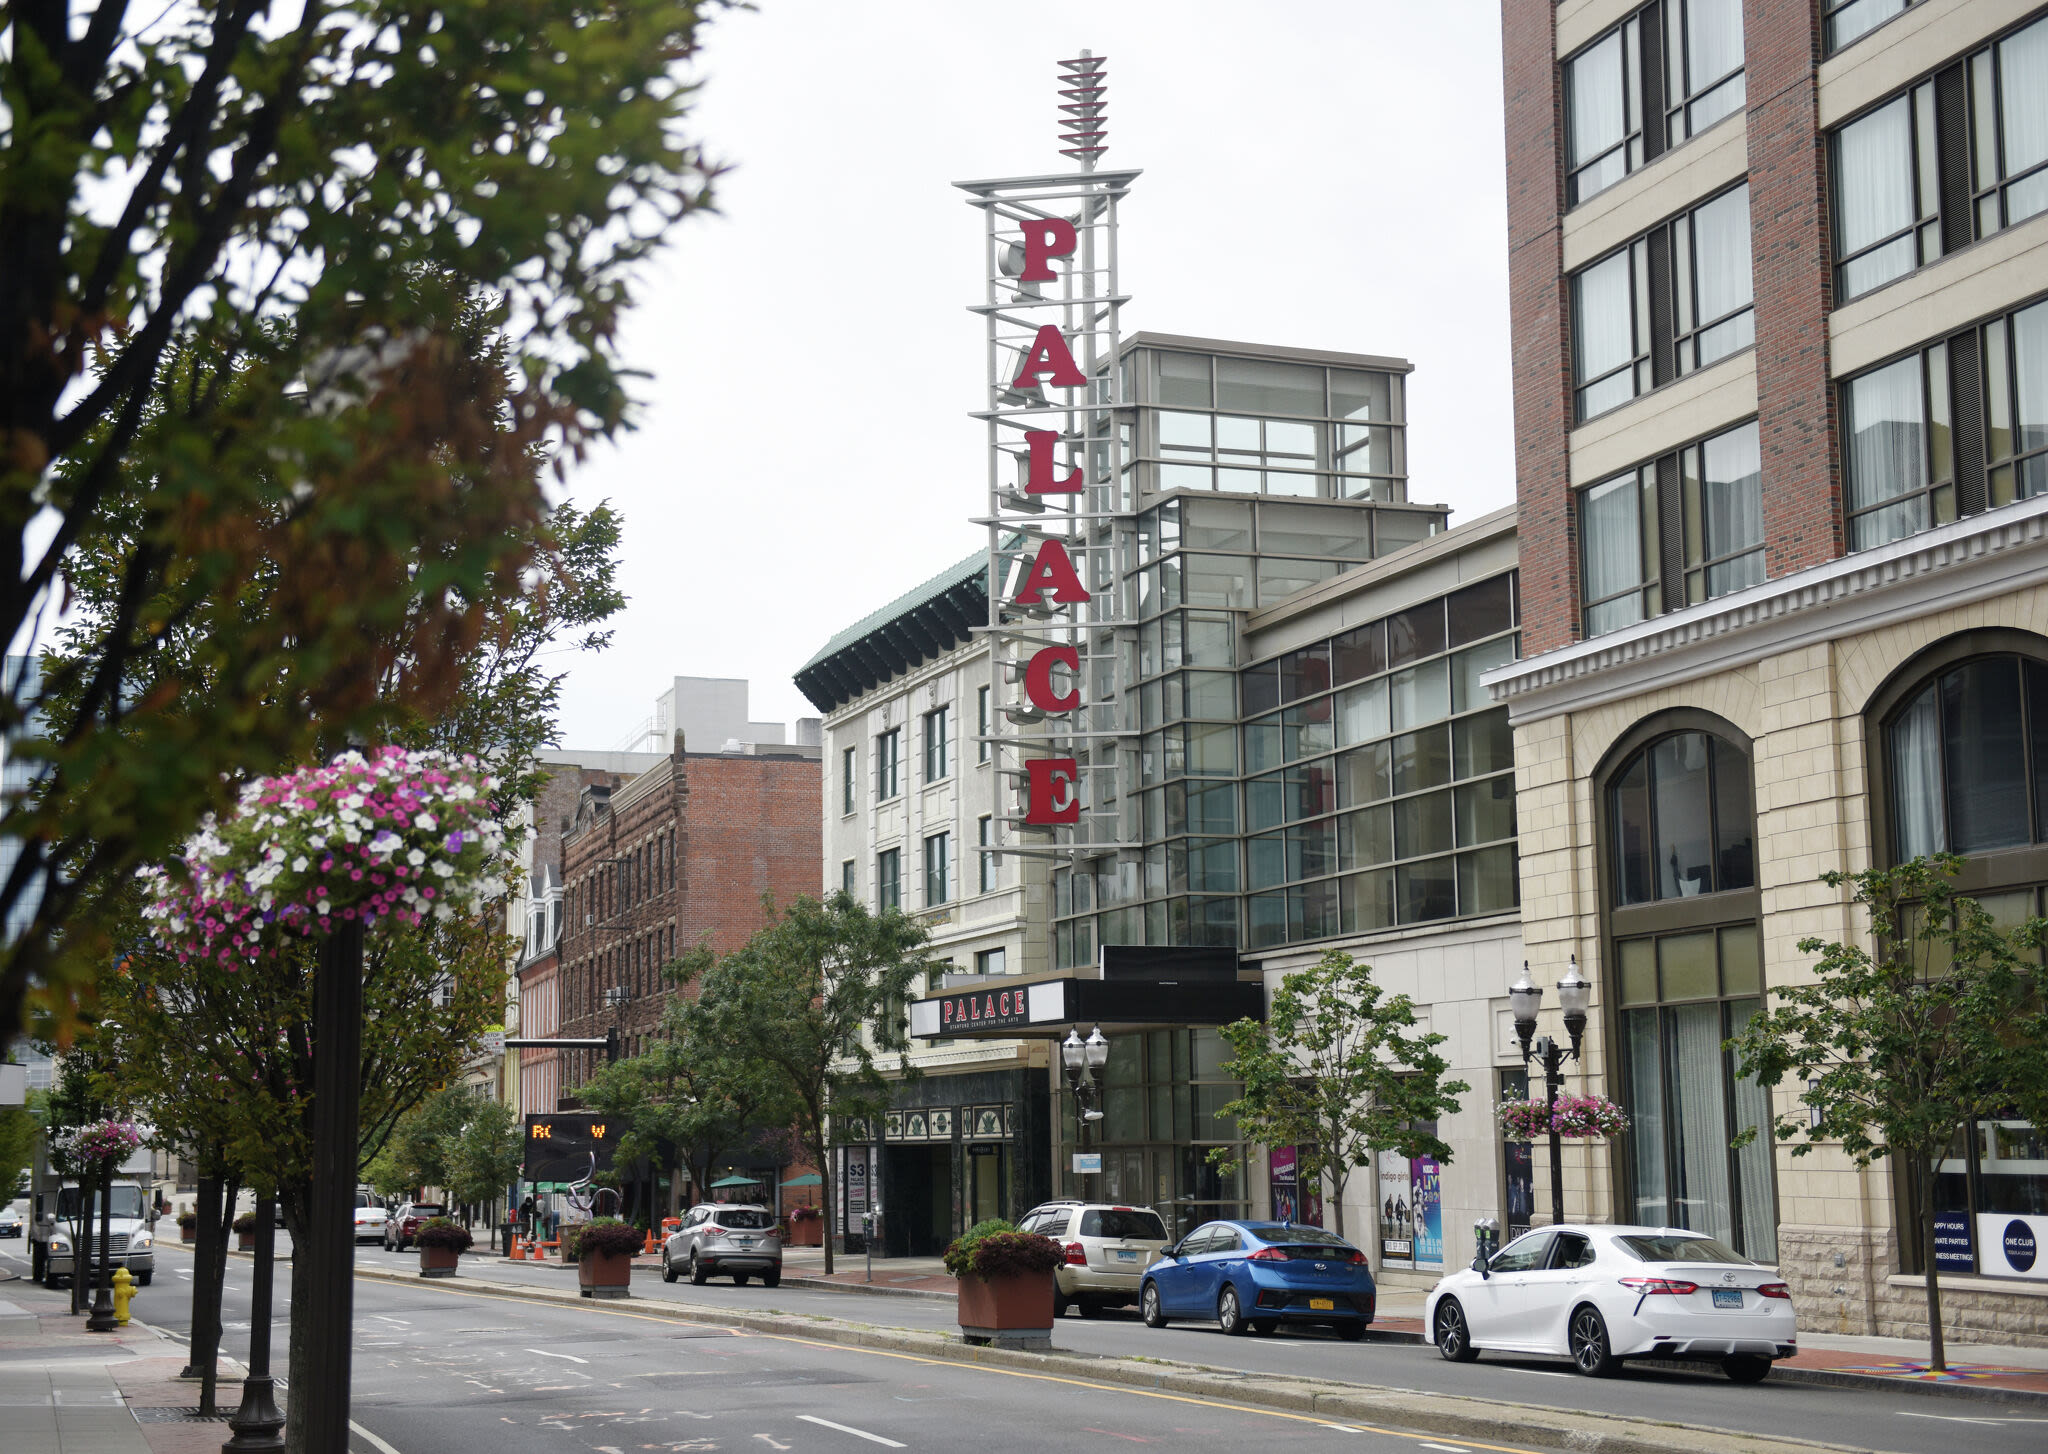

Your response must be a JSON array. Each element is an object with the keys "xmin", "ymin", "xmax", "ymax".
[
  {"xmin": 708, "ymin": 1175, "xmax": 761, "ymax": 1188},
  {"xmin": 779, "ymin": 1173, "xmax": 823, "ymax": 1187}
]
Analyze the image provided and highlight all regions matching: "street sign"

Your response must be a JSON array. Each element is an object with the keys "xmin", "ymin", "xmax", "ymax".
[
  {"xmin": 479, "ymin": 1031, "xmax": 505, "ymax": 1056},
  {"xmin": 1071, "ymin": 1152, "xmax": 1102, "ymax": 1174}
]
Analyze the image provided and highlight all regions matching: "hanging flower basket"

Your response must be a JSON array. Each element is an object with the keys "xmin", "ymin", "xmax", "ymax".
[
  {"xmin": 138, "ymin": 746, "xmax": 504, "ymax": 967},
  {"xmin": 53, "ymin": 1120, "xmax": 144, "ymax": 1173},
  {"xmin": 1497, "ymin": 1095, "xmax": 1630, "ymax": 1140}
]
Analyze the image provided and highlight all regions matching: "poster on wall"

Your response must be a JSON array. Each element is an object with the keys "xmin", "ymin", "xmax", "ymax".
[
  {"xmin": 1503, "ymin": 1140, "xmax": 1534, "ymax": 1239},
  {"xmin": 1269, "ymin": 1146, "xmax": 1299, "ymax": 1225},
  {"xmin": 1378, "ymin": 1150, "xmax": 1413, "ymax": 1265},
  {"xmin": 1934, "ymin": 1210, "xmax": 1975, "ymax": 1273},
  {"xmin": 1977, "ymin": 1213, "xmax": 2048, "ymax": 1280},
  {"xmin": 844, "ymin": 1150, "xmax": 869, "ymax": 1235},
  {"xmin": 1411, "ymin": 1155, "xmax": 1444, "ymax": 1268}
]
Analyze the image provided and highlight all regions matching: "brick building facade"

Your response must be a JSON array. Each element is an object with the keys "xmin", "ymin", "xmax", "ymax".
[{"xmin": 1493, "ymin": 0, "xmax": 2048, "ymax": 1340}]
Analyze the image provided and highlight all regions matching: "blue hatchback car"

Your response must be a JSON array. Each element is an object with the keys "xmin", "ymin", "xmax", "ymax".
[{"xmin": 1141, "ymin": 1220, "xmax": 1376, "ymax": 1338}]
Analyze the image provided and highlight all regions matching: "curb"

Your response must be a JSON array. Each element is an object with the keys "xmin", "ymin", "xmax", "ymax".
[{"xmin": 343, "ymin": 1263, "xmax": 1891, "ymax": 1454}]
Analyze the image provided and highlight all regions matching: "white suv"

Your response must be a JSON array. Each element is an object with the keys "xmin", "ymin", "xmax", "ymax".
[{"xmin": 1019, "ymin": 1200, "xmax": 1170, "ymax": 1317}]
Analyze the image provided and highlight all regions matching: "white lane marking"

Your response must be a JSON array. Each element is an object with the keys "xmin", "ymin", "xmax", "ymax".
[
  {"xmin": 1896, "ymin": 1411, "xmax": 2024, "ymax": 1426},
  {"xmin": 797, "ymin": 1414, "xmax": 906, "ymax": 1447},
  {"xmin": 350, "ymin": 1419, "xmax": 405, "ymax": 1454},
  {"xmin": 1320, "ymin": 1426, "xmax": 1364, "ymax": 1434},
  {"xmin": 1502, "ymin": 1366, "xmax": 1571, "ymax": 1378},
  {"xmin": 371, "ymin": 1316, "xmax": 410, "ymax": 1326},
  {"xmin": 528, "ymin": 1348, "xmax": 589, "ymax": 1364},
  {"xmin": 1420, "ymin": 1445, "xmax": 1471, "ymax": 1452},
  {"xmin": 755, "ymin": 1437, "xmax": 792, "ymax": 1451}
]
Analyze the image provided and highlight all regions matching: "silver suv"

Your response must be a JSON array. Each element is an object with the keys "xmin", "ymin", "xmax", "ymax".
[
  {"xmin": 661, "ymin": 1204, "xmax": 782, "ymax": 1287},
  {"xmin": 1019, "ymin": 1200, "xmax": 1170, "ymax": 1317}
]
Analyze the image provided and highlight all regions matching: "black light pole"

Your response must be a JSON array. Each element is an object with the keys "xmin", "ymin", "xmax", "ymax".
[
  {"xmin": 1509, "ymin": 958, "xmax": 1592, "ymax": 1229},
  {"xmin": 223, "ymin": 1190, "xmax": 284, "ymax": 1452},
  {"xmin": 298, "ymin": 917, "xmax": 365, "ymax": 1454},
  {"xmin": 85, "ymin": 1159, "xmax": 117, "ymax": 1332},
  {"xmin": 1059, "ymin": 1026, "xmax": 1109, "ymax": 1190}
]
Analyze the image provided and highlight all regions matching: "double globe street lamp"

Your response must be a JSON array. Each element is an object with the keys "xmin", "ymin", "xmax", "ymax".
[
  {"xmin": 1508, "ymin": 956, "xmax": 1592, "ymax": 1229},
  {"xmin": 1060, "ymin": 1026, "xmax": 1109, "ymax": 1188}
]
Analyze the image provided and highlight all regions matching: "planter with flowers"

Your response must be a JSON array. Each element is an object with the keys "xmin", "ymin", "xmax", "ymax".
[
  {"xmin": 1497, "ymin": 1094, "xmax": 1630, "ymax": 1141},
  {"xmin": 576, "ymin": 1219, "xmax": 644, "ymax": 1299},
  {"xmin": 416, "ymin": 1218, "xmax": 472, "ymax": 1277},
  {"xmin": 231, "ymin": 1212, "xmax": 259, "ymax": 1251},
  {"xmin": 178, "ymin": 1211, "xmax": 198, "ymax": 1244},
  {"xmin": 783, "ymin": 1205, "xmax": 824, "ymax": 1248},
  {"xmin": 945, "ymin": 1219, "xmax": 1062, "ymax": 1349}
]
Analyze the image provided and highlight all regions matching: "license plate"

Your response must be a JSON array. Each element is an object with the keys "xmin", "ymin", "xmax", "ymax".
[
  {"xmin": 1309, "ymin": 1297, "xmax": 1335, "ymax": 1311},
  {"xmin": 1116, "ymin": 1249, "xmax": 1138, "ymax": 1262},
  {"xmin": 734, "ymin": 1237, "xmax": 753, "ymax": 1247},
  {"xmin": 1713, "ymin": 1289, "xmax": 1744, "ymax": 1309}
]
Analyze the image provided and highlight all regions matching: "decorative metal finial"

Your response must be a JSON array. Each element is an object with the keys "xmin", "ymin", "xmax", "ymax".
[{"xmin": 1057, "ymin": 50, "xmax": 1107, "ymax": 170}]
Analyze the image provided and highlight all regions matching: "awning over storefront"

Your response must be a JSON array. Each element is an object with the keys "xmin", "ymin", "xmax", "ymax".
[{"xmin": 909, "ymin": 947, "xmax": 1261, "ymax": 1041}]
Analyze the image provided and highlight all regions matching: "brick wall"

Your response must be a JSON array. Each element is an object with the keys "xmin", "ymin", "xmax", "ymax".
[
  {"xmin": 1745, "ymin": 0, "xmax": 1842, "ymax": 573},
  {"xmin": 677, "ymin": 754, "xmax": 820, "ymax": 957},
  {"xmin": 1502, "ymin": 0, "xmax": 1577, "ymax": 654}
]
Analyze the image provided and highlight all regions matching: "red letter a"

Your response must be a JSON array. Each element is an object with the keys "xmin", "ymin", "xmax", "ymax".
[
  {"xmin": 1024, "ymin": 430, "xmax": 1083, "ymax": 494},
  {"xmin": 1012, "ymin": 325, "xmax": 1087, "ymax": 389},
  {"xmin": 1012, "ymin": 539, "xmax": 1090, "ymax": 607}
]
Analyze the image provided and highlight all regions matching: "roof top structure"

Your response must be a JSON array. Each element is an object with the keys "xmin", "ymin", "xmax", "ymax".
[{"xmin": 794, "ymin": 549, "xmax": 989, "ymax": 715}]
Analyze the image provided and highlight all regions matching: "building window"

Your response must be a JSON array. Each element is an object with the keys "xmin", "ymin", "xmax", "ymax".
[
  {"xmin": 1580, "ymin": 419, "xmax": 1761, "ymax": 635},
  {"xmin": 1842, "ymin": 343, "xmax": 1954, "ymax": 550},
  {"xmin": 1833, "ymin": 83, "xmax": 1940, "ymax": 301},
  {"xmin": 1983, "ymin": 298, "xmax": 2048, "ymax": 507},
  {"xmin": 924, "ymin": 705, "xmax": 950, "ymax": 782},
  {"xmin": 1968, "ymin": 18, "xmax": 2048, "ymax": 238},
  {"xmin": 976, "ymin": 685, "xmax": 991, "ymax": 763},
  {"xmin": 975, "ymin": 946, "xmax": 1007, "ymax": 976},
  {"xmin": 1885, "ymin": 651, "xmax": 2048, "ymax": 859},
  {"xmin": 923, "ymin": 832, "xmax": 950, "ymax": 907},
  {"xmin": 876, "ymin": 848, "xmax": 900, "ymax": 912},
  {"xmin": 842, "ymin": 746, "xmax": 857, "ymax": 816},
  {"xmin": 977, "ymin": 815, "xmax": 995, "ymax": 893},
  {"xmin": 1564, "ymin": 1, "xmax": 1745, "ymax": 208},
  {"xmin": 1825, "ymin": 0, "xmax": 1916, "ymax": 56},
  {"xmin": 1604, "ymin": 719, "xmax": 1773, "ymax": 1261},
  {"xmin": 876, "ymin": 728, "xmax": 900, "ymax": 801},
  {"xmin": 841, "ymin": 858, "xmax": 856, "ymax": 897},
  {"xmin": 1572, "ymin": 185, "xmax": 1753, "ymax": 421}
]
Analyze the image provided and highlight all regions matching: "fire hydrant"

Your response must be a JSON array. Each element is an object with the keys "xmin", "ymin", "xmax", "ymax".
[{"xmin": 111, "ymin": 1266, "xmax": 136, "ymax": 1325}]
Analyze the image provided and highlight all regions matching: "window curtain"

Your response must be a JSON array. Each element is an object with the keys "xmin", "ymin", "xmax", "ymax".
[
  {"xmin": 1686, "ymin": 0, "xmax": 1745, "ymax": 88},
  {"xmin": 1889, "ymin": 683, "xmax": 1945, "ymax": 859},
  {"xmin": 1666, "ymin": 1002, "xmax": 1736, "ymax": 1245},
  {"xmin": 1834, "ymin": 98, "xmax": 1915, "ymax": 259},
  {"xmin": 1624, "ymin": 1009, "xmax": 1669, "ymax": 1224},
  {"xmin": 1999, "ymin": 19, "xmax": 2048, "ymax": 183},
  {"xmin": 1568, "ymin": 32, "xmax": 1626, "ymax": 169},
  {"xmin": 1580, "ymin": 473, "xmax": 1643, "ymax": 627},
  {"xmin": 1702, "ymin": 422, "xmax": 1764, "ymax": 563},
  {"xmin": 2013, "ymin": 299, "xmax": 2048, "ymax": 459},
  {"xmin": 1726, "ymin": 999, "xmax": 1778, "ymax": 1262},
  {"xmin": 1692, "ymin": 186, "xmax": 1754, "ymax": 323},
  {"xmin": 1845, "ymin": 355, "xmax": 1927, "ymax": 544},
  {"xmin": 1573, "ymin": 252, "xmax": 1635, "ymax": 385}
]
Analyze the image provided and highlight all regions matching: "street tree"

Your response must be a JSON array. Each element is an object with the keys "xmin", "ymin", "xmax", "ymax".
[
  {"xmin": 362, "ymin": 1086, "xmax": 477, "ymax": 1201},
  {"xmin": 1210, "ymin": 949, "xmax": 1469, "ymax": 1242},
  {"xmin": 1727, "ymin": 855, "xmax": 2048, "ymax": 1371},
  {"xmin": 439, "ymin": 1096, "xmax": 525, "ymax": 1225},
  {"xmin": 578, "ymin": 950, "xmax": 801, "ymax": 1215},
  {"xmin": 697, "ymin": 894, "xmax": 941, "ymax": 1273},
  {"xmin": 0, "ymin": 0, "xmax": 729, "ymax": 1040}
]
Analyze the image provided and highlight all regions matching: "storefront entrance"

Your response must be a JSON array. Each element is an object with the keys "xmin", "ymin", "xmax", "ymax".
[{"xmin": 883, "ymin": 1144, "xmax": 952, "ymax": 1257}]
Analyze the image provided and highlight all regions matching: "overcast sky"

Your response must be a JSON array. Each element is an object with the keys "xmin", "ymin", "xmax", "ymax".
[{"xmin": 551, "ymin": 0, "xmax": 1514, "ymax": 752}]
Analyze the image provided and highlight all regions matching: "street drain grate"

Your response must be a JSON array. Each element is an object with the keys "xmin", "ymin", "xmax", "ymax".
[{"xmin": 131, "ymin": 1407, "xmax": 235, "ymax": 1423}]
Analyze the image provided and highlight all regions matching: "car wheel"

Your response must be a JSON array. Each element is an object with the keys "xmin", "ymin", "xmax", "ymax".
[
  {"xmin": 1251, "ymin": 1318, "xmax": 1279, "ymax": 1336},
  {"xmin": 734, "ymin": 1273, "xmax": 750, "ymax": 1287},
  {"xmin": 1569, "ymin": 1304, "xmax": 1619, "ymax": 1377},
  {"xmin": 763, "ymin": 1270, "xmax": 781, "ymax": 1289},
  {"xmin": 1141, "ymin": 1281, "xmax": 1168, "ymax": 1329},
  {"xmin": 1723, "ymin": 1354, "xmax": 1771, "ymax": 1384},
  {"xmin": 1434, "ymin": 1298, "xmax": 1479, "ymax": 1362},
  {"xmin": 689, "ymin": 1251, "xmax": 708, "ymax": 1287},
  {"xmin": 1334, "ymin": 1320, "xmax": 1365, "ymax": 1342},
  {"xmin": 661, "ymin": 1253, "xmax": 678, "ymax": 1284},
  {"xmin": 1078, "ymin": 1301, "xmax": 1105, "ymax": 1319},
  {"xmin": 1053, "ymin": 1290, "xmax": 1070, "ymax": 1318},
  {"xmin": 137, "ymin": 1272, "xmax": 152, "ymax": 1287},
  {"xmin": 1217, "ymin": 1284, "xmax": 1248, "ymax": 1336}
]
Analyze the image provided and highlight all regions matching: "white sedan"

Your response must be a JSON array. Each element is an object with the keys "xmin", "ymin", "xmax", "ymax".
[
  {"xmin": 1424, "ymin": 1224, "xmax": 1796, "ymax": 1383},
  {"xmin": 352, "ymin": 1204, "xmax": 390, "ymax": 1244}
]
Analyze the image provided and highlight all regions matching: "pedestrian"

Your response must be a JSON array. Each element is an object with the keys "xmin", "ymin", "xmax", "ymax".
[{"xmin": 519, "ymin": 1193, "xmax": 536, "ymax": 1239}]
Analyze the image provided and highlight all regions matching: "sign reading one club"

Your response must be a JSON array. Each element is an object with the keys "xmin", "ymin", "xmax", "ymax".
[{"xmin": 1010, "ymin": 219, "xmax": 1087, "ymax": 826}]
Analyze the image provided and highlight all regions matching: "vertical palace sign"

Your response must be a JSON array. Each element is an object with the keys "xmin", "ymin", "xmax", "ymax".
[{"xmin": 958, "ymin": 53, "xmax": 1140, "ymax": 868}]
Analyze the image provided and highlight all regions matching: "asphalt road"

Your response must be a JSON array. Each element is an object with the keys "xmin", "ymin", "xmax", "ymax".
[{"xmin": 6, "ymin": 1238, "xmax": 2043, "ymax": 1453}]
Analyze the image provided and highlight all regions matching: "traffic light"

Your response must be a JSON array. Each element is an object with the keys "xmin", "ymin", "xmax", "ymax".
[{"xmin": 605, "ymin": 1026, "xmax": 619, "ymax": 1064}]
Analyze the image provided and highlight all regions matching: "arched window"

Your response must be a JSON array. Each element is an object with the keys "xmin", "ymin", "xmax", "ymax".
[
  {"xmin": 1872, "ymin": 634, "xmax": 2048, "ymax": 1278},
  {"xmin": 1601, "ymin": 716, "xmax": 1775, "ymax": 1260}
]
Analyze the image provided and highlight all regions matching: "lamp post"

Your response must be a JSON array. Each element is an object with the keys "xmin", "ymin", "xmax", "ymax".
[
  {"xmin": 1508, "ymin": 957, "xmax": 1592, "ymax": 1229},
  {"xmin": 223, "ymin": 1190, "xmax": 284, "ymax": 1452},
  {"xmin": 1060, "ymin": 1026, "xmax": 1109, "ymax": 1189}
]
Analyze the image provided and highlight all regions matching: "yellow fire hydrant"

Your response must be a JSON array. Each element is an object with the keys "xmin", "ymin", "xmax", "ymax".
[{"xmin": 111, "ymin": 1266, "xmax": 136, "ymax": 1325}]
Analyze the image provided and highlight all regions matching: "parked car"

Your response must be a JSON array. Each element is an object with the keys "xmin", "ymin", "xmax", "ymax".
[
  {"xmin": 382, "ymin": 1202, "xmax": 445, "ymax": 1252},
  {"xmin": 353, "ymin": 1203, "xmax": 390, "ymax": 1244},
  {"xmin": 0, "ymin": 1204, "xmax": 23, "ymax": 1238},
  {"xmin": 1018, "ymin": 1199, "xmax": 1171, "ymax": 1316},
  {"xmin": 1424, "ymin": 1224, "xmax": 1796, "ymax": 1382},
  {"xmin": 1140, "ymin": 1220, "xmax": 1374, "ymax": 1338},
  {"xmin": 661, "ymin": 1204, "xmax": 782, "ymax": 1287}
]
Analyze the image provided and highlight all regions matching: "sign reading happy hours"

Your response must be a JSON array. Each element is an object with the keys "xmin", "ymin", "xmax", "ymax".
[{"xmin": 959, "ymin": 53, "xmax": 1140, "ymax": 853}]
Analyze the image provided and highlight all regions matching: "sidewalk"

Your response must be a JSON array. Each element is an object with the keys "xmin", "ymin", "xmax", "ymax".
[{"xmin": 0, "ymin": 1271, "xmax": 247, "ymax": 1454}]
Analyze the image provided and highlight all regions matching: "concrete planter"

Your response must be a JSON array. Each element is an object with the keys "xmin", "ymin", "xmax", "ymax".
[
  {"xmin": 418, "ymin": 1244, "xmax": 461, "ymax": 1278},
  {"xmin": 578, "ymin": 1248, "xmax": 632, "ymax": 1299},
  {"xmin": 956, "ymin": 1271, "xmax": 1054, "ymax": 1349}
]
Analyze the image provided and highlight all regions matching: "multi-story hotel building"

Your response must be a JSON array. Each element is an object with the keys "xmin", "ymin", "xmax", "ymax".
[{"xmin": 1495, "ymin": 0, "xmax": 2048, "ymax": 1340}]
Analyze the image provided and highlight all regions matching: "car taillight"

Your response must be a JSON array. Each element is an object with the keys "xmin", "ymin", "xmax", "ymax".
[
  {"xmin": 1759, "ymin": 1282, "xmax": 1791, "ymax": 1300},
  {"xmin": 1247, "ymin": 1246, "xmax": 1287, "ymax": 1262},
  {"xmin": 1618, "ymin": 1277, "xmax": 1698, "ymax": 1295},
  {"xmin": 1347, "ymin": 1249, "xmax": 1367, "ymax": 1264},
  {"xmin": 1064, "ymin": 1241, "xmax": 1087, "ymax": 1266}
]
